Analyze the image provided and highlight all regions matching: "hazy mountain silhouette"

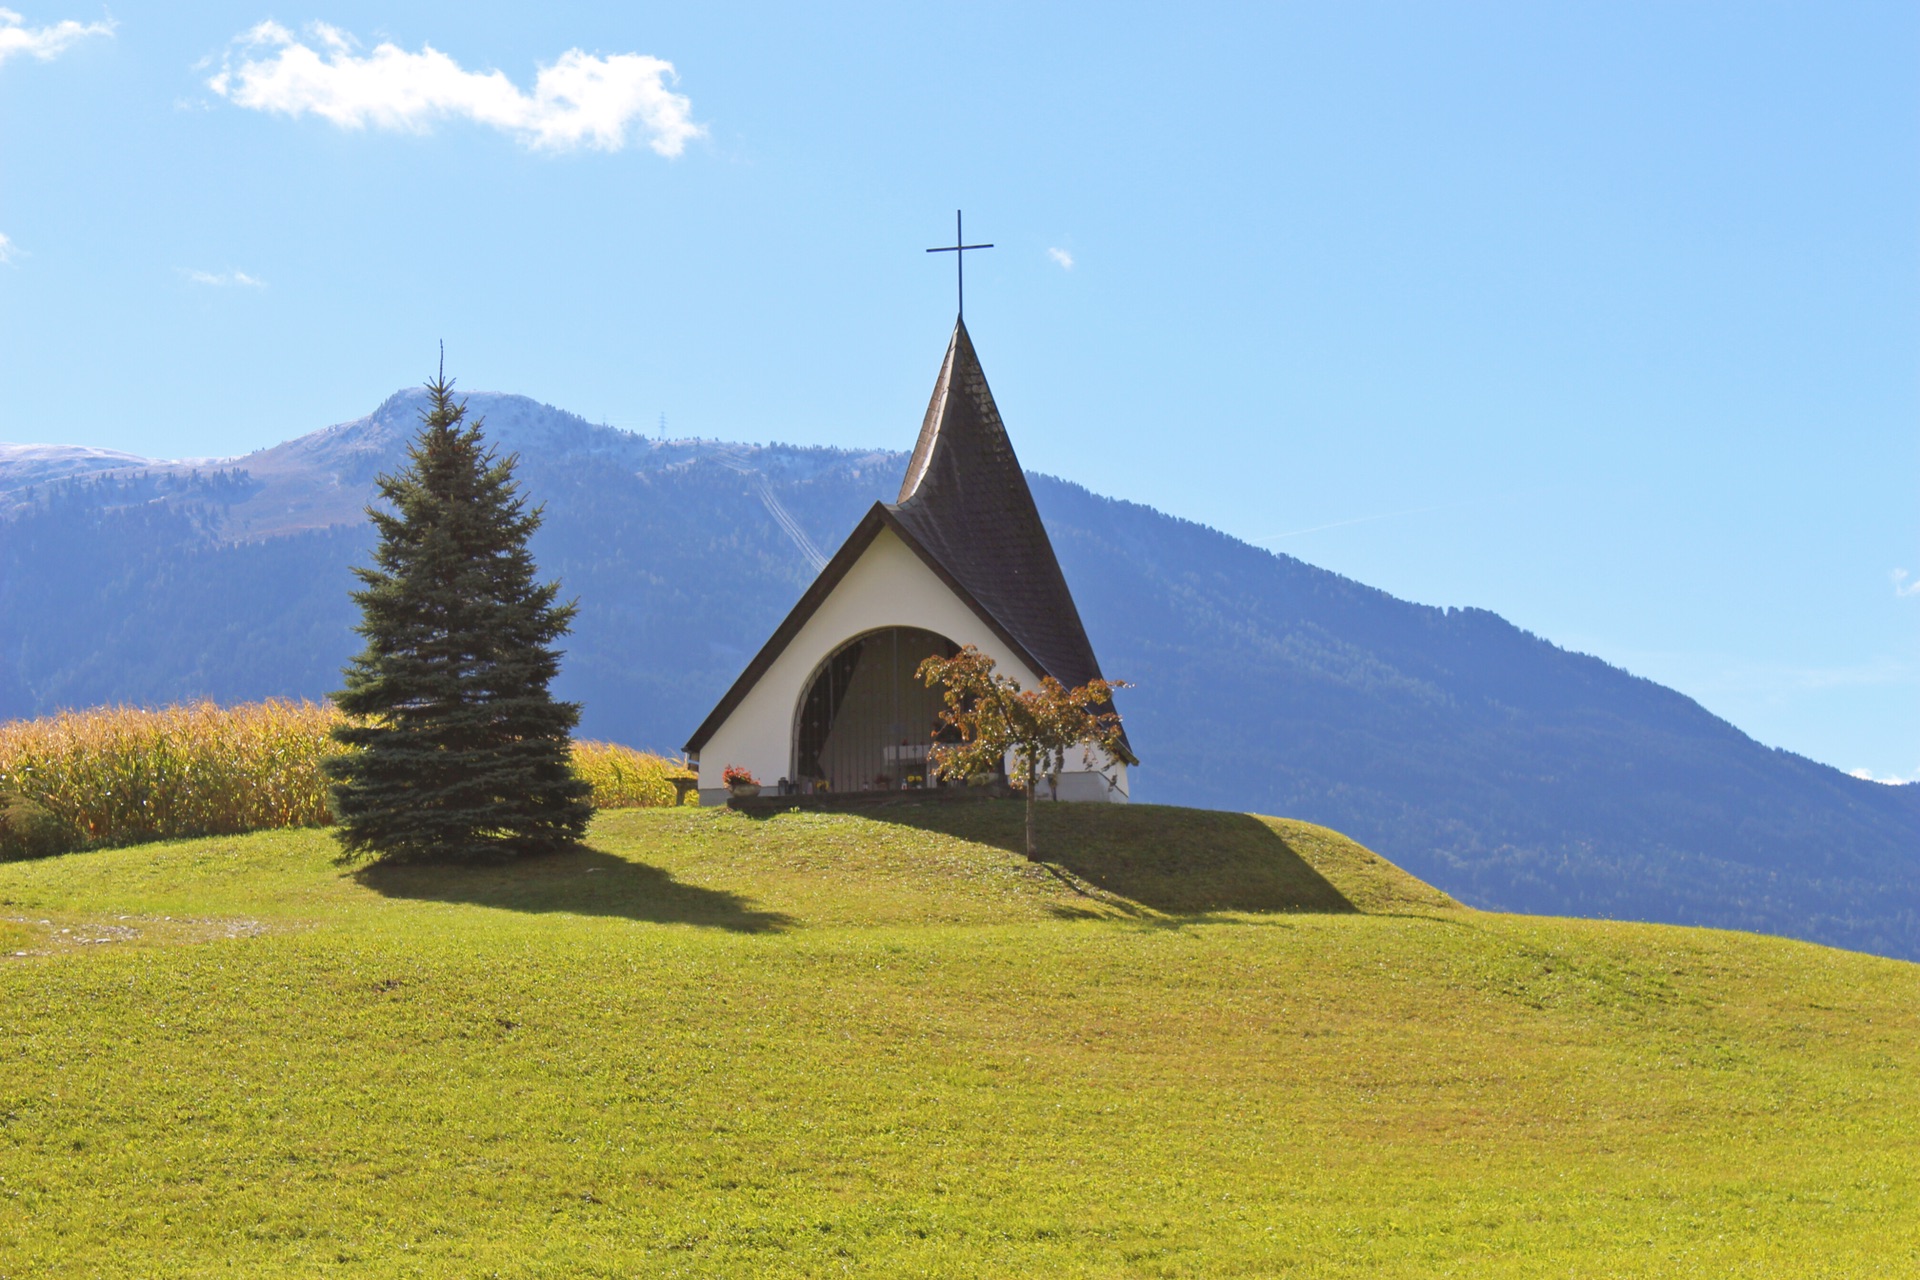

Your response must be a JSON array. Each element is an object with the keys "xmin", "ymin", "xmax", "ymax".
[{"xmin": 4, "ymin": 389, "xmax": 1915, "ymax": 958}]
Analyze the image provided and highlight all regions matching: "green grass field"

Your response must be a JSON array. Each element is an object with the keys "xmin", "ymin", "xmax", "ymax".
[{"xmin": 1, "ymin": 802, "xmax": 1914, "ymax": 1277}]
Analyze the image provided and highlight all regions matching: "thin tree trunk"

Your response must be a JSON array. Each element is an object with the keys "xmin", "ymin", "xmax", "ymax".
[{"xmin": 1025, "ymin": 757, "xmax": 1038, "ymax": 860}]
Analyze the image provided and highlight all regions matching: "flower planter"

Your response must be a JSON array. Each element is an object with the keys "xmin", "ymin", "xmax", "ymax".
[{"xmin": 729, "ymin": 783, "xmax": 762, "ymax": 799}]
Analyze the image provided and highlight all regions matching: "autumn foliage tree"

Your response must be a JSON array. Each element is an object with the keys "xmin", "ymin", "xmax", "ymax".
[{"xmin": 916, "ymin": 645, "xmax": 1134, "ymax": 860}]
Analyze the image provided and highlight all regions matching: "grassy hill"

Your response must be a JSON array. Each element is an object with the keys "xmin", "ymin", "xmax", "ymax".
[{"xmin": 1, "ymin": 803, "xmax": 1914, "ymax": 1276}]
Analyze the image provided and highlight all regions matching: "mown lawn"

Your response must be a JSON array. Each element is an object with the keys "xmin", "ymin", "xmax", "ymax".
[{"xmin": 0, "ymin": 803, "xmax": 1914, "ymax": 1277}]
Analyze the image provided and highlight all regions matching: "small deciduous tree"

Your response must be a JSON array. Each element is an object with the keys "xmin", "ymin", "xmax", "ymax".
[
  {"xmin": 916, "ymin": 645, "xmax": 1134, "ymax": 860},
  {"xmin": 323, "ymin": 365, "xmax": 592, "ymax": 862}
]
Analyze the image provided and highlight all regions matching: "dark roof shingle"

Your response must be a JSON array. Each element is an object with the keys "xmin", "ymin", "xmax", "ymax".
[{"xmin": 890, "ymin": 318, "xmax": 1106, "ymax": 691}]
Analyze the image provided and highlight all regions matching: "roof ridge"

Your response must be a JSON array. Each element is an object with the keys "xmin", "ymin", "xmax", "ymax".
[{"xmin": 898, "ymin": 318, "xmax": 964, "ymax": 502}]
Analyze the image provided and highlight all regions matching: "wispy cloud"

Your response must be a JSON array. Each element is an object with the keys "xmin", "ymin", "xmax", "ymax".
[
  {"xmin": 1725, "ymin": 657, "xmax": 1914, "ymax": 694},
  {"xmin": 0, "ymin": 7, "xmax": 115, "ymax": 66},
  {"xmin": 206, "ymin": 21, "xmax": 704, "ymax": 155},
  {"xmin": 1850, "ymin": 765, "xmax": 1919, "ymax": 785},
  {"xmin": 0, "ymin": 231, "xmax": 16, "ymax": 265},
  {"xmin": 1894, "ymin": 569, "xmax": 1920, "ymax": 598},
  {"xmin": 1611, "ymin": 651, "xmax": 1918, "ymax": 699},
  {"xmin": 1047, "ymin": 247, "xmax": 1074, "ymax": 270},
  {"xmin": 181, "ymin": 268, "xmax": 266, "ymax": 288},
  {"xmin": 1253, "ymin": 502, "xmax": 1458, "ymax": 544}
]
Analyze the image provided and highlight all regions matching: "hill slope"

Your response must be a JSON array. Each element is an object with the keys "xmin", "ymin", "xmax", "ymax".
[
  {"xmin": 0, "ymin": 807, "xmax": 1914, "ymax": 1277},
  {"xmin": 2, "ymin": 390, "xmax": 1916, "ymax": 959}
]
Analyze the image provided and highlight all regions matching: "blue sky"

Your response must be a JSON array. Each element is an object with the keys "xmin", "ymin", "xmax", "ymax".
[{"xmin": 1, "ymin": 2, "xmax": 1914, "ymax": 779}]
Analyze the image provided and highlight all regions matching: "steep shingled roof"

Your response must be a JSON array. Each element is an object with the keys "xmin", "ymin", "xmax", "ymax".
[
  {"xmin": 890, "ymin": 318, "xmax": 1106, "ymax": 691},
  {"xmin": 684, "ymin": 318, "xmax": 1115, "ymax": 754}
]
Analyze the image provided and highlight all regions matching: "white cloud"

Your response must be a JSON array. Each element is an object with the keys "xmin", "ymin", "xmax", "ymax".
[
  {"xmin": 182, "ymin": 268, "xmax": 266, "ymax": 288},
  {"xmin": 207, "ymin": 22, "xmax": 704, "ymax": 156},
  {"xmin": 0, "ymin": 7, "xmax": 114, "ymax": 65},
  {"xmin": 1894, "ymin": 569, "xmax": 1920, "ymax": 598},
  {"xmin": 0, "ymin": 231, "xmax": 15, "ymax": 265},
  {"xmin": 1047, "ymin": 247, "xmax": 1074, "ymax": 270},
  {"xmin": 1850, "ymin": 765, "xmax": 1919, "ymax": 785}
]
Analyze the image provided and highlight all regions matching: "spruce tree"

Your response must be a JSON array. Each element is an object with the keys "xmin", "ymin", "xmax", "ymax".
[{"xmin": 324, "ymin": 367, "xmax": 592, "ymax": 862}]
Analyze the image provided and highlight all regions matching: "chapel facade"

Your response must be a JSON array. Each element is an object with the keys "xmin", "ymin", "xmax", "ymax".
[{"xmin": 684, "ymin": 318, "xmax": 1131, "ymax": 804}]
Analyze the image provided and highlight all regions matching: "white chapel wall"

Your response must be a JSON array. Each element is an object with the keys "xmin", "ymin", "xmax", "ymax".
[{"xmin": 694, "ymin": 527, "xmax": 1128, "ymax": 804}]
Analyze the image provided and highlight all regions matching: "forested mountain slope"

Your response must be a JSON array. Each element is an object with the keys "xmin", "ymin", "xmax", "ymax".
[{"xmin": 3, "ymin": 390, "xmax": 1915, "ymax": 957}]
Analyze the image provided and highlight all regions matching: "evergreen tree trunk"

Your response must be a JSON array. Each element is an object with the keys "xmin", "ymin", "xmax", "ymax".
[{"xmin": 323, "ymin": 367, "xmax": 592, "ymax": 863}]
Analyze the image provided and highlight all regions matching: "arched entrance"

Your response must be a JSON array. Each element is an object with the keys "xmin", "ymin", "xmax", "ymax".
[{"xmin": 792, "ymin": 627, "xmax": 960, "ymax": 794}]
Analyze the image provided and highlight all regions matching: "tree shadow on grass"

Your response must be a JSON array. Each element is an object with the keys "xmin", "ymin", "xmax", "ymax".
[
  {"xmin": 353, "ymin": 844, "xmax": 793, "ymax": 933},
  {"xmin": 844, "ymin": 799, "xmax": 1359, "ymax": 917}
]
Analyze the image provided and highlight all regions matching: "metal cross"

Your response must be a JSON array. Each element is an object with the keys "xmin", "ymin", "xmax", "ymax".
[{"xmin": 925, "ymin": 210, "xmax": 993, "ymax": 319}]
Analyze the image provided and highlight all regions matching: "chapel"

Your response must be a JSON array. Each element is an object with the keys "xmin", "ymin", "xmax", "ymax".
[{"xmin": 685, "ymin": 317, "xmax": 1132, "ymax": 804}]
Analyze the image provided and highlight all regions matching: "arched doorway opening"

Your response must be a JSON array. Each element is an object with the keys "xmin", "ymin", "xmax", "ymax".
[{"xmin": 792, "ymin": 627, "xmax": 960, "ymax": 794}]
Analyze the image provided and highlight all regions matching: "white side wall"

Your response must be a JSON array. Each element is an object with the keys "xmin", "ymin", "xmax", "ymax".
[
  {"xmin": 1038, "ymin": 745, "xmax": 1130, "ymax": 802},
  {"xmin": 695, "ymin": 527, "xmax": 1129, "ymax": 804}
]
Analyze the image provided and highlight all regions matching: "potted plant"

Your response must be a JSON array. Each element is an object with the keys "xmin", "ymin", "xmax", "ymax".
[{"xmin": 722, "ymin": 765, "xmax": 761, "ymax": 798}]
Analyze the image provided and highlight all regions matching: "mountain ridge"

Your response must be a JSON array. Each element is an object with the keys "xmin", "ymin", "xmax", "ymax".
[{"xmin": 3, "ymin": 388, "xmax": 1916, "ymax": 958}]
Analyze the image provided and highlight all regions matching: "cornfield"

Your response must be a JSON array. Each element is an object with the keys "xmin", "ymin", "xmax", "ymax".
[
  {"xmin": 0, "ymin": 701, "xmax": 696, "ymax": 859},
  {"xmin": 571, "ymin": 740, "xmax": 699, "ymax": 810},
  {"xmin": 0, "ymin": 700, "xmax": 340, "ymax": 856}
]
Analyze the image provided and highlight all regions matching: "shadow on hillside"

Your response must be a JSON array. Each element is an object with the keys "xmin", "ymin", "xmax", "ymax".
[
  {"xmin": 834, "ymin": 800, "xmax": 1359, "ymax": 916},
  {"xmin": 354, "ymin": 844, "xmax": 793, "ymax": 933}
]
